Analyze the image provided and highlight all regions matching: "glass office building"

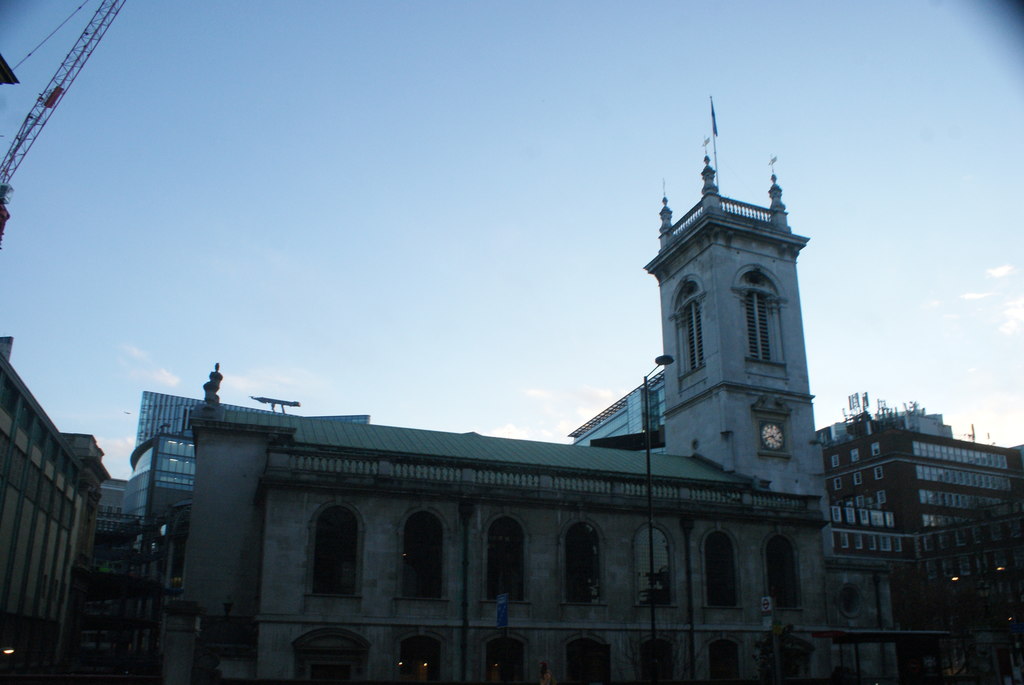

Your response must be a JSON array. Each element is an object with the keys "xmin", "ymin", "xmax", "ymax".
[
  {"xmin": 126, "ymin": 391, "xmax": 370, "ymax": 517},
  {"xmin": 123, "ymin": 435, "xmax": 196, "ymax": 517}
]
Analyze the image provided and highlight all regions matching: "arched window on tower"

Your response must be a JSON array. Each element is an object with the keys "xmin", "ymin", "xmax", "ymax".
[
  {"xmin": 635, "ymin": 526, "xmax": 670, "ymax": 605},
  {"xmin": 704, "ymin": 531, "xmax": 736, "ymax": 606},
  {"xmin": 487, "ymin": 517, "xmax": 524, "ymax": 600},
  {"xmin": 565, "ymin": 522, "xmax": 600, "ymax": 603},
  {"xmin": 765, "ymin": 535, "xmax": 800, "ymax": 608},
  {"xmin": 676, "ymin": 280, "xmax": 704, "ymax": 372},
  {"xmin": 312, "ymin": 506, "xmax": 358, "ymax": 595},
  {"xmin": 741, "ymin": 270, "xmax": 778, "ymax": 362},
  {"xmin": 402, "ymin": 512, "xmax": 443, "ymax": 598}
]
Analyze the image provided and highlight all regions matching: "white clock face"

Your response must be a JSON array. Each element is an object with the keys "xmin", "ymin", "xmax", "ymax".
[{"xmin": 761, "ymin": 422, "xmax": 784, "ymax": 450}]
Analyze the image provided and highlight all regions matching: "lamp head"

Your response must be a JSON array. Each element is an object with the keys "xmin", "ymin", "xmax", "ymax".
[{"xmin": 655, "ymin": 355, "xmax": 674, "ymax": 367}]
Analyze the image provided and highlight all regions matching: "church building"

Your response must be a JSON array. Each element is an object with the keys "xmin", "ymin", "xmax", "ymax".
[{"xmin": 171, "ymin": 158, "xmax": 897, "ymax": 683}]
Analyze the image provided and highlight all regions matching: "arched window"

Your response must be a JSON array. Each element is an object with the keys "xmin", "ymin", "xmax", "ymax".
[
  {"xmin": 741, "ymin": 270, "xmax": 777, "ymax": 361},
  {"xmin": 676, "ymin": 280, "xmax": 704, "ymax": 372},
  {"xmin": 485, "ymin": 637, "xmax": 523, "ymax": 682},
  {"xmin": 640, "ymin": 639, "xmax": 673, "ymax": 681},
  {"xmin": 294, "ymin": 628, "xmax": 368, "ymax": 680},
  {"xmin": 566, "ymin": 638, "xmax": 610, "ymax": 684},
  {"xmin": 402, "ymin": 512, "xmax": 443, "ymax": 598},
  {"xmin": 487, "ymin": 517, "xmax": 524, "ymax": 600},
  {"xmin": 565, "ymin": 522, "xmax": 600, "ymax": 603},
  {"xmin": 766, "ymin": 535, "xmax": 799, "ymax": 608},
  {"xmin": 683, "ymin": 300, "xmax": 705, "ymax": 369},
  {"xmin": 671, "ymin": 278, "xmax": 704, "ymax": 370},
  {"xmin": 399, "ymin": 635, "xmax": 440, "ymax": 681},
  {"xmin": 312, "ymin": 506, "xmax": 358, "ymax": 595},
  {"xmin": 708, "ymin": 639, "xmax": 740, "ymax": 679},
  {"xmin": 635, "ymin": 527, "xmax": 670, "ymax": 605},
  {"xmin": 704, "ymin": 531, "xmax": 736, "ymax": 606}
]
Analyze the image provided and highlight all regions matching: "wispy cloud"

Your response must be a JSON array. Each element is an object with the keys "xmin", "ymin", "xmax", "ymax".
[
  {"xmin": 999, "ymin": 297, "xmax": 1024, "ymax": 335},
  {"xmin": 130, "ymin": 367, "xmax": 181, "ymax": 387},
  {"xmin": 224, "ymin": 366, "xmax": 328, "ymax": 398},
  {"xmin": 119, "ymin": 345, "xmax": 180, "ymax": 387},
  {"xmin": 121, "ymin": 344, "xmax": 149, "ymax": 360},
  {"xmin": 486, "ymin": 423, "xmax": 535, "ymax": 440},
  {"xmin": 959, "ymin": 292, "xmax": 993, "ymax": 300},
  {"xmin": 987, "ymin": 265, "xmax": 1016, "ymax": 279}
]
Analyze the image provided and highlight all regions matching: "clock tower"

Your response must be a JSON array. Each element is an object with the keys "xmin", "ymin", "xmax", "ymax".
[{"xmin": 646, "ymin": 158, "xmax": 821, "ymax": 497}]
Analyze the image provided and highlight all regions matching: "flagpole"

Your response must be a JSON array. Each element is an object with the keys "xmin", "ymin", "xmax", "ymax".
[{"xmin": 710, "ymin": 96, "xmax": 720, "ymax": 189}]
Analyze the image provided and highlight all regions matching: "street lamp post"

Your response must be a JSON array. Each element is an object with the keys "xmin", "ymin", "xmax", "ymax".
[{"xmin": 643, "ymin": 354, "xmax": 674, "ymax": 685}]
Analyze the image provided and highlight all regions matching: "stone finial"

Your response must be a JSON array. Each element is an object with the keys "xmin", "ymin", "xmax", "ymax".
[
  {"xmin": 769, "ymin": 173, "xmax": 786, "ymax": 212},
  {"xmin": 203, "ymin": 363, "xmax": 223, "ymax": 405},
  {"xmin": 769, "ymin": 173, "xmax": 789, "ymax": 230},
  {"xmin": 659, "ymin": 196, "xmax": 673, "ymax": 233},
  {"xmin": 701, "ymin": 155, "xmax": 718, "ymax": 196}
]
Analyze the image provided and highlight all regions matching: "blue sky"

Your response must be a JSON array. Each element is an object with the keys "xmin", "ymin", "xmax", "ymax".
[{"xmin": 2, "ymin": 1, "xmax": 1022, "ymax": 480}]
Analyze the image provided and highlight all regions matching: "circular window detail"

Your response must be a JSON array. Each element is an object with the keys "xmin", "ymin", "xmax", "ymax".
[{"xmin": 839, "ymin": 584, "xmax": 861, "ymax": 617}]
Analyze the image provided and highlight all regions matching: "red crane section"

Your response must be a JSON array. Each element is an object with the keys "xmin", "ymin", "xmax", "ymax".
[{"xmin": 0, "ymin": 0, "xmax": 127, "ymax": 248}]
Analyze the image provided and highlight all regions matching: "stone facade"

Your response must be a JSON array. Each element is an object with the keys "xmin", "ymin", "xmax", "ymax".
[{"xmin": 180, "ymin": 412, "xmax": 892, "ymax": 681}]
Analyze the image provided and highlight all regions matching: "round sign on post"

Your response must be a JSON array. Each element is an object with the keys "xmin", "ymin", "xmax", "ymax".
[{"xmin": 760, "ymin": 596, "xmax": 773, "ymax": 614}]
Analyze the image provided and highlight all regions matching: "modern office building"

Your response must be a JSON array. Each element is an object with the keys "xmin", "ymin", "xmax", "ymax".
[
  {"xmin": 818, "ymin": 400, "xmax": 1024, "ymax": 668},
  {"xmin": 0, "ymin": 338, "xmax": 108, "ymax": 672},
  {"xmin": 569, "ymin": 371, "xmax": 667, "ymax": 450},
  {"xmin": 819, "ymin": 404, "xmax": 1022, "ymax": 562},
  {"xmin": 126, "ymin": 391, "xmax": 370, "ymax": 518}
]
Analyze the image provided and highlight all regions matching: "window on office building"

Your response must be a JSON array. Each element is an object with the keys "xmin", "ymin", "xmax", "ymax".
[{"xmin": 850, "ymin": 448, "xmax": 859, "ymax": 462}]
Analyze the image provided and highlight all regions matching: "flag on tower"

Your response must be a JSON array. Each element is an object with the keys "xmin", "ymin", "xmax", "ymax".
[{"xmin": 710, "ymin": 97, "xmax": 718, "ymax": 137}]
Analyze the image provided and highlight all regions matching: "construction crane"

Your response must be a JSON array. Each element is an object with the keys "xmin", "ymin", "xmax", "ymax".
[{"xmin": 0, "ymin": 0, "xmax": 127, "ymax": 248}]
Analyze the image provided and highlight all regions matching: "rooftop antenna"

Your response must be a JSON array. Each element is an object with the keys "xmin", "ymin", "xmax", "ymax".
[{"xmin": 250, "ymin": 396, "xmax": 301, "ymax": 414}]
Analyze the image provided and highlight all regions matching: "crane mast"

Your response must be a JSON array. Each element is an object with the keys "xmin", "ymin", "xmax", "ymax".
[{"xmin": 0, "ymin": 0, "xmax": 126, "ymax": 247}]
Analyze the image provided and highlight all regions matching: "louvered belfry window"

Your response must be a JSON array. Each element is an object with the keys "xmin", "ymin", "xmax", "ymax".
[
  {"xmin": 684, "ymin": 300, "xmax": 704, "ymax": 370},
  {"xmin": 745, "ymin": 291, "xmax": 771, "ymax": 360}
]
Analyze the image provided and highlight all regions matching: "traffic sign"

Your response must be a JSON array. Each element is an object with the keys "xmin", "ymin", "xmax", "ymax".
[{"xmin": 761, "ymin": 596, "xmax": 773, "ymax": 614}]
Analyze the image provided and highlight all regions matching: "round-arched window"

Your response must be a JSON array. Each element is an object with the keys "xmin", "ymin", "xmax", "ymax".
[{"xmin": 839, "ymin": 584, "xmax": 861, "ymax": 616}]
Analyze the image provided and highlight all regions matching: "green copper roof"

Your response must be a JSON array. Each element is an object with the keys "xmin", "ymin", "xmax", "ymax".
[{"xmin": 218, "ymin": 409, "xmax": 748, "ymax": 485}]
